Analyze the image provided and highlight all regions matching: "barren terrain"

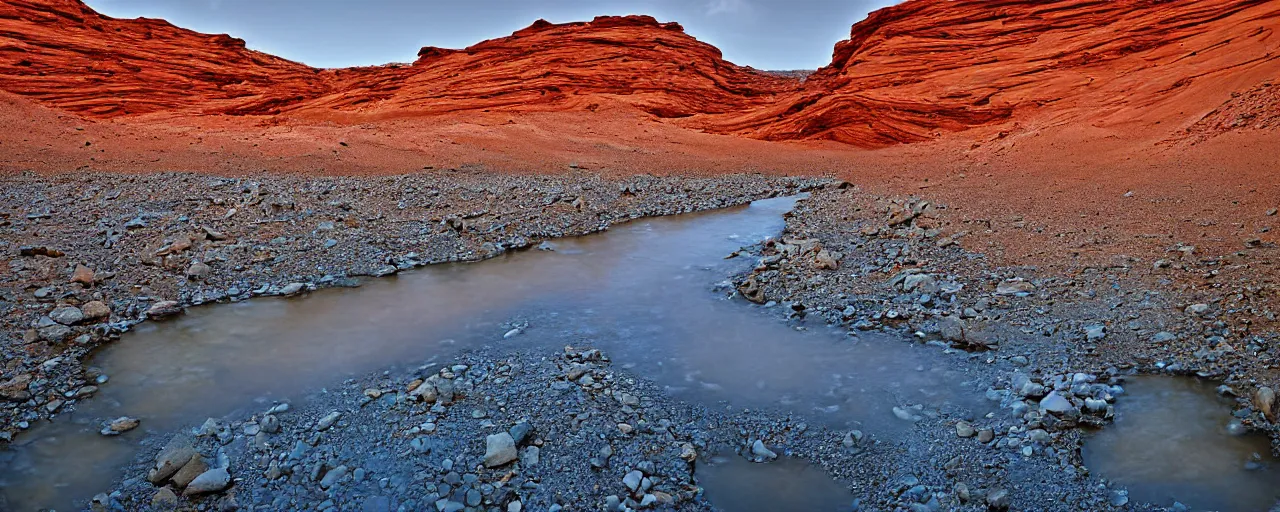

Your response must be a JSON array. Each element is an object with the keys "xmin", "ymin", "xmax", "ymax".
[{"xmin": 2, "ymin": 0, "xmax": 1280, "ymax": 510}]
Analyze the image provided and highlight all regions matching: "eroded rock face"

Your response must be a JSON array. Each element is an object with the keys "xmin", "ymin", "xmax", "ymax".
[
  {"xmin": 699, "ymin": 0, "xmax": 1280, "ymax": 146},
  {"xmin": 1, "ymin": 0, "xmax": 1277, "ymax": 148},
  {"xmin": 0, "ymin": 4, "xmax": 795, "ymax": 119}
]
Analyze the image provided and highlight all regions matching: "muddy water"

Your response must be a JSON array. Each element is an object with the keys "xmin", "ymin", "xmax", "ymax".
[
  {"xmin": 698, "ymin": 455, "xmax": 852, "ymax": 512},
  {"xmin": 1083, "ymin": 376, "xmax": 1280, "ymax": 511},
  {"xmin": 0, "ymin": 195, "xmax": 986, "ymax": 510}
]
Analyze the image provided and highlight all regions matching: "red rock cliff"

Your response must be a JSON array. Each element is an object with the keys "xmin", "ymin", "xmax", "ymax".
[
  {"xmin": 705, "ymin": 0, "xmax": 1280, "ymax": 146},
  {"xmin": 1, "ymin": 0, "xmax": 1277, "ymax": 147},
  {"xmin": 0, "ymin": 1, "xmax": 796, "ymax": 118}
]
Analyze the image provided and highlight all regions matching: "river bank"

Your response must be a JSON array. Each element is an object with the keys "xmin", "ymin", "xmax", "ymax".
[{"xmin": 2, "ymin": 172, "xmax": 1278, "ymax": 511}]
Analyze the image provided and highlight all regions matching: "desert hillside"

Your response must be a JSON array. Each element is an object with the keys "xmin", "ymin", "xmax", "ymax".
[{"xmin": 2, "ymin": 0, "xmax": 1276, "ymax": 147}]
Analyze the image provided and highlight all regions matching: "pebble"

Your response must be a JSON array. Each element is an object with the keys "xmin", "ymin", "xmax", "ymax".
[
  {"xmin": 316, "ymin": 411, "xmax": 342, "ymax": 430},
  {"xmin": 82, "ymin": 300, "xmax": 111, "ymax": 320},
  {"xmin": 484, "ymin": 432, "xmax": 517, "ymax": 467},
  {"xmin": 750, "ymin": 439, "xmax": 778, "ymax": 462},
  {"xmin": 71, "ymin": 264, "xmax": 95, "ymax": 285},
  {"xmin": 183, "ymin": 467, "xmax": 231, "ymax": 495},
  {"xmin": 319, "ymin": 465, "xmax": 348, "ymax": 489},
  {"xmin": 146, "ymin": 300, "xmax": 183, "ymax": 319},
  {"xmin": 955, "ymin": 421, "xmax": 976, "ymax": 438},
  {"xmin": 986, "ymin": 487, "xmax": 1010, "ymax": 510},
  {"xmin": 1038, "ymin": 391, "xmax": 1076, "ymax": 414},
  {"xmin": 102, "ymin": 416, "xmax": 140, "ymax": 435},
  {"xmin": 48, "ymin": 305, "xmax": 84, "ymax": 325}
]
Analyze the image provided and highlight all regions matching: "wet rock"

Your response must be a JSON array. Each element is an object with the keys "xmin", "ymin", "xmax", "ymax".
[
  {"xmin": 955, "ymin": 421, "xmax": 976, "ymax": 438},
  {"xmin": 750, "ymin": 439, "xmax": 778, "ymax": 462},
  {"xmin": 48, "ymin": 305, "xmax": 85, "ymax": 325},
  {"xmin": 146, "ymin": 301, "xmax": 183, "ymax": 320},
  {"xmin": 738, "ymin": 276, "xmax": 766, "ymax": 303},
  {"xmin": 280, "ymin": 282, "xmax": 305, "ymax": 296},
  {"xmin": 484, "ymin": 432, "xmax": 517, "ymax": 467},
  {"xmin": 101, "ymin": 416, "xmax": 140, "ymax": 435},
  {"xmin": 183, "ymin": 467, "xmax": 231, "ymax": 495},
  {"xmin": 976, "ymin": 429, "xmax": 995, "ymax": 443}
]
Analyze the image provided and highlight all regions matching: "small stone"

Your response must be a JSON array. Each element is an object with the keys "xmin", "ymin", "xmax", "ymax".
[
  {"xmin": 151, "ymin": 488, "xmax": 179, "ymax": 508},
  {"xmin": 150, "ymin": 435, "xmax": 197, "ymax": 484},
  {"xmin": 71, "ymin": 264, "xmax": 95, "ymax": 285},
  {"xmin": 995, "ymin": 280, "xmax": 1035, "ymax": 296},
  {"xmin": 202, "ymin": 226, "xmax": 227, "ymax": 240},
  {"xmin": 183, "ymin": 467, "xmax": 231, "ymax": 495},
  {"xmin": 172, "ymin": 454, "xmax": 210, "ymax": 489},
  {"xmin": 187, "ymin": 261, "xmax": 212, "ymax": 279},
  {"xmin": 955, "ymin": 421, "xmax": 976, "ymax": 438},
  {"xmin": 986, "ymin": 487, "xmax": 1010, "ymax": 510},
  {"xmin": 39, "ymin": 324, "xmax": 72, "ymax": 342},
  {"xmin": 107, "ymin": 416, "xmax": 140, "ymax": 433},
  {"xmin": 623, "ymin": 470, "xmax": 643, "ymax": 492},
  {"xmin": 316, "ymin": 411, "xmax": 341, "ymax": 430},
  {"xmin": 320, "ymin": 465, "xmax": 348, "ymax": 489},
  {"xmin": 1084, "ymin": 324, "xmax": 1106, "ymax": 341},
  {"xmin": 280, "ymin": 283, "xmax": 305, "ymax": 296},
  {"xmin": 509, "ymin": 421, "xmax": 532, "ymax": 445},
  {"xmin": 82, "ymin": 300, "xmax": 111, "ymax": 320},
  {"xmin": 49, "ymin": 305, "xmax": 84, "ymax": 325},
  {"xmin": 146, "ymin": 301, "xmax": 183, "ymax": 320},
  {"xmin": 1256, "ymin": 387, "xmax": 1276, "ymax": 419},
  {"xmin": 750, "ymin": 439, "xmax": 777, "ymax": 462},
  {"xmin": 1039, "ymin": 391, "xmax": 1076, "ymax": 414},
  {"xmin": 976, "ymin": 429, "xmax": 995, "ymax": 443},
  {"xmin": 1186, "ymin": 303, "xmax": 1211, "ymax": 317},
  {"xmin": 484, "ymin": 433, "xmax": 517, "ymax": 467}
]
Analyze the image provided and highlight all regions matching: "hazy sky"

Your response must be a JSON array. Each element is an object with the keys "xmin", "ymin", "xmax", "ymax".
[{"xmin": 83, "ymin": 0, "xmax": 900, "ymax": 70}]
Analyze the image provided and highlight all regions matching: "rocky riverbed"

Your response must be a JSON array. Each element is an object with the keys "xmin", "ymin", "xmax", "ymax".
[
  {"xmin": 733, "ymin": 184, "xmax": 1280, "ymax": 435},
  {"xmin": 0, "ymin": 171, "xmax": 822, "ymax": 443},
  {"xmin": 4, "ymin": 172, "xmax": 1280, "ymax": 511}
]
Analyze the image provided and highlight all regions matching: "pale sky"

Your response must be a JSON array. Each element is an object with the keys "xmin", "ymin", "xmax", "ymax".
[{"xmin": 83, "ymin": 0, "xmax": 901, "ymax": 70}]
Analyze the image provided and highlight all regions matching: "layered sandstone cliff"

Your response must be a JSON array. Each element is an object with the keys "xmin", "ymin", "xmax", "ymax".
[{"xmin": 1, "ymin": 0, "xmax": 1277, "ymax": 147}]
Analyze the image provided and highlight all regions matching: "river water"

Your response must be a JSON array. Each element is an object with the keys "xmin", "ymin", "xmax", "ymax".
[{"xmin": 2, "ymin": 195, "xmax": 1277, "ymax": 511}]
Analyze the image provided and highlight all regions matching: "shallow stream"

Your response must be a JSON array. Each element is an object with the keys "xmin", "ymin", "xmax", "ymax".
[{"xmin": 2, "ymin": 196, "xmax": 1278, "ymax": 511}]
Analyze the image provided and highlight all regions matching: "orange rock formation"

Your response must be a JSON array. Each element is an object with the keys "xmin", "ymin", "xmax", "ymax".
[{"xmin": 0, "ymin": 0, "xmax": 1277, "ymax": 147}]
